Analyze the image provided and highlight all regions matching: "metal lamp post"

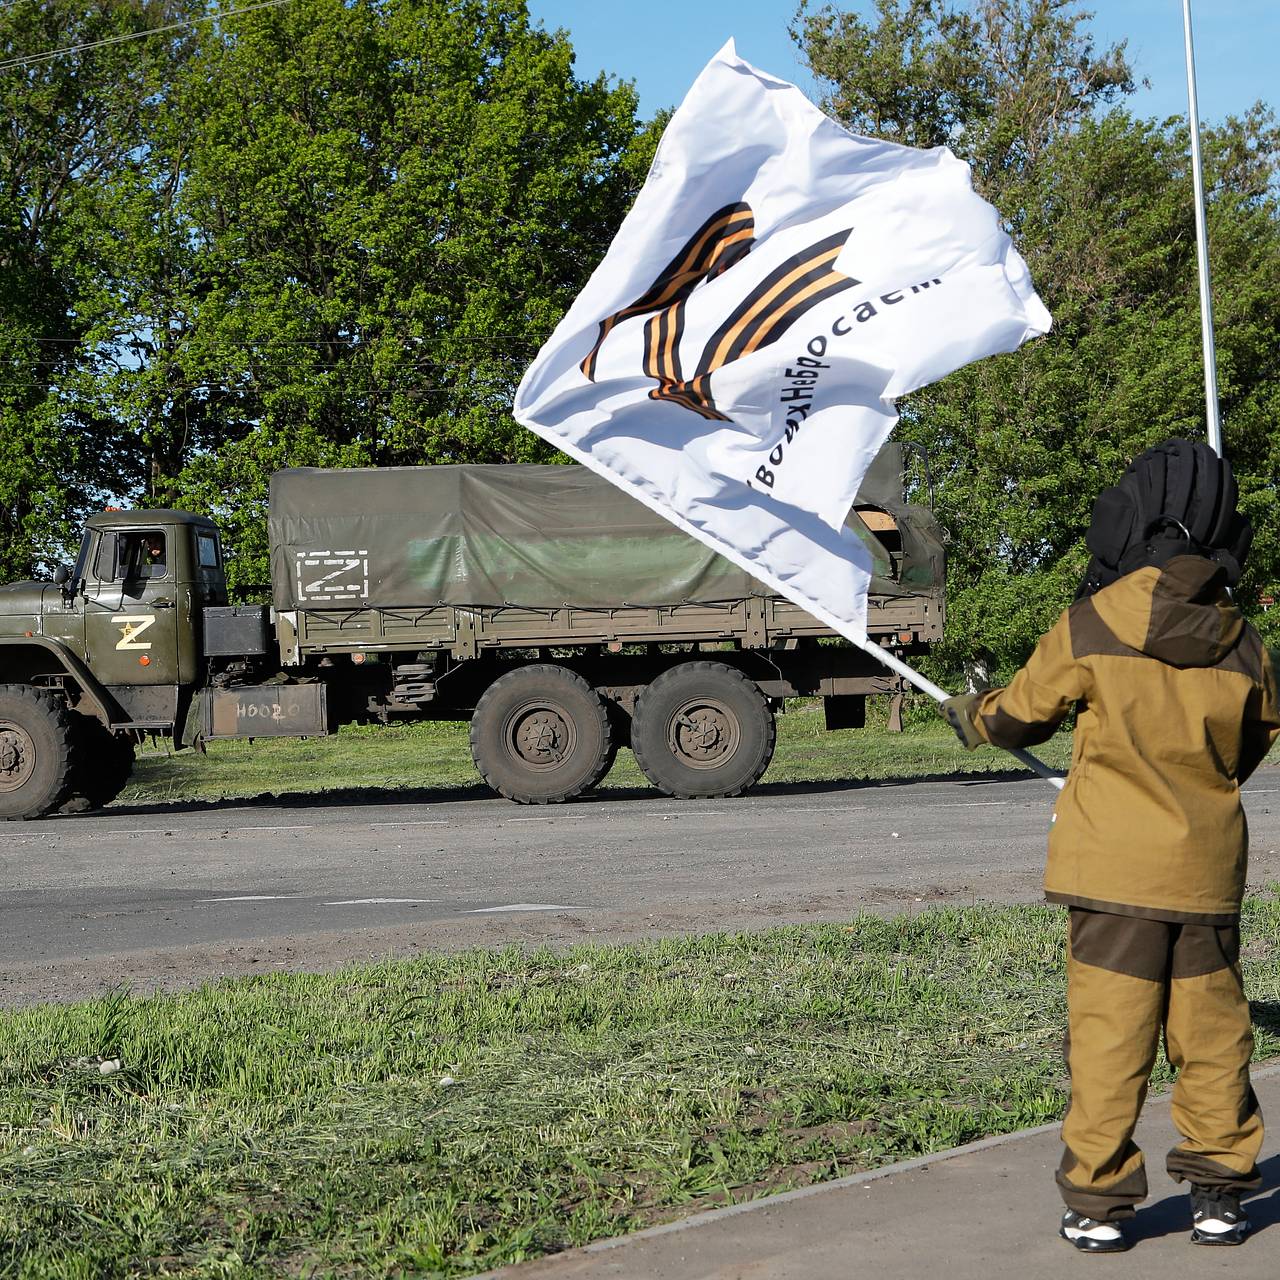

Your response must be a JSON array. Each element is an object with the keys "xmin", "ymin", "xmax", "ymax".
[{"xmin": 1182, "ymin": 0, "xmax": 1223, "ymax": 457}]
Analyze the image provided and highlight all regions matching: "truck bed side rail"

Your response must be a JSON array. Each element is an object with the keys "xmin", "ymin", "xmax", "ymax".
[{"xmin": 283, "ymin": 592, "xmax": 943, "ymax": 663}]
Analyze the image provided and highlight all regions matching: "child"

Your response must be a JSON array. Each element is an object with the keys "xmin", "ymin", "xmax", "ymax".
[{"xmin": 942, "ymin": 440, "xmax": 1279, "ymax": 1252}]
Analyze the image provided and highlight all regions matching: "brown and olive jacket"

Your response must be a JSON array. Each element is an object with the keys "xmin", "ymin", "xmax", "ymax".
[{"xmin": 970, "ymin": 556, "xmax": 1280, "ymax": 924}]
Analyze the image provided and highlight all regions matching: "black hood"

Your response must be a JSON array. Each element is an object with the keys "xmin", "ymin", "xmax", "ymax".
[{"xmin": 1076, "ymin": 439, "xmax": 1253, "ymax": 599}]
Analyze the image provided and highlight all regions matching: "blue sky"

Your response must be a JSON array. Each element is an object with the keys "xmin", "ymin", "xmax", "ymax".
[{"xmin": 525, "ymin": 1, "xmax": 1278, "ymax": 125}]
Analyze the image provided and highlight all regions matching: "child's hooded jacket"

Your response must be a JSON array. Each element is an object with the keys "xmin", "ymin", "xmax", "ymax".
[{"xmin": 971, "ymin": 555, "xmax": 1280, "ymax": 923}]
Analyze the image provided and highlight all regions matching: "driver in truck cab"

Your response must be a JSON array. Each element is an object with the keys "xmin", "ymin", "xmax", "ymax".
[
  {"xmin": 141, "ymin": 534, "xmax": 166, "ymax": 577},
  {"xmin": 119, "ymin": 532, "xmax": 167, "ymax": 579}
]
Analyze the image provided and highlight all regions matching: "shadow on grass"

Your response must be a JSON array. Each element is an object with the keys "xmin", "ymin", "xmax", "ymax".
[
  {"xmin": 49, "ymin": 764, "xmax": 1052, "ymax": 822},
  {"xmin": 1130, "ymin": 1152, "xmax": 1280, "ymax": 1243},
  {"xmin": 1252, "ymin": 1001, "xmax": 1280, "ymax": 1040}
]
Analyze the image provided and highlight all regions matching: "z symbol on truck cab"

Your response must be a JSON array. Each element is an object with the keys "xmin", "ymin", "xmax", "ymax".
[{"xmin": 115, "ymin": 615, "xmax": 156, "ymax": 651}]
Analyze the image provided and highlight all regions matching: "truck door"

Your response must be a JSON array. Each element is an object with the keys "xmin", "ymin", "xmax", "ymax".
[{"xmin": 83, "ymin": 528, "xmax": 182, "ymax": 687}]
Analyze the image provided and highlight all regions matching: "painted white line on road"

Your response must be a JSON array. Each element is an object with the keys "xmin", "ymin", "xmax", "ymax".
[
  {"xmin": 784, "ymin": 805, "xmax": 871, "ymax": 815},
  {"xmin": 914, "ymin": 800, "xmax": 1016, "ymax": 810},
  {"xmin": 504, "ymin": 809, "xmax": 738, "ymax": 823},
  {"xmin": 466, "ymin": 903, "xmax": 584, "ymax": 913},
  {"xmin": 24, "ymin": 827, "xmax": 148, "ymax": 838},
  {"xmin": 1245, "ymin": 789, "xmax": 1280, "ymax": 795},
  {"xmin": 324, "ymin": 897, "xmax": 438, "ymax": 905},
  {"xmin": 370, "ymin": 820, "xmax": 449, "ymax": 827},
  {"xmin": 643, "ymin": 810, "xmax": 730, "ymax": 817},
  {"xmin": 200, "ymin": 894, "xmax": 308, "ymax": 902},
  {"xmin": 233, "ymin": 825, "xmax": 314, "ymax": 832}
]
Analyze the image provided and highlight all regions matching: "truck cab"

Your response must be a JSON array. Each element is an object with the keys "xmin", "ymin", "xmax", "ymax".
[
  {"xmin": 0, "ymin": 510, "xmax": 228, "ymax": 818},
  {"xmin": 46, "ymin": 511, "xmax": 228, "ymax": 724}
]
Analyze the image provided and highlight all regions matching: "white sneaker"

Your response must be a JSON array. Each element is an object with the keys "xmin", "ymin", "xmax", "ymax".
[{"xmin": 1060, "ymin": 1209, "xmax": 1130, "ymax": 1253}]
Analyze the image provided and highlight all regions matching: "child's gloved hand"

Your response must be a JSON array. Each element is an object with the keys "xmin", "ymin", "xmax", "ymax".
[{"xmin": 940, "ymin": 694, "xmax": 984, "ymax": 750}]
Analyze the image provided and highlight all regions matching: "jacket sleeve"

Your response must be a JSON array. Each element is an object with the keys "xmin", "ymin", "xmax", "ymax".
[
  {"xmin": 1239, "ymin": 644, "xmax": 1280, "ymax": 784},
  {"xmin": 972, "ymin": 611, "xmax": 1087, "ymax": 749}
]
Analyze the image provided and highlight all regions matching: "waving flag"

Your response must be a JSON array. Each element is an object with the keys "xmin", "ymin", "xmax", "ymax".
[{"xmin": 514, "ymin": 40, "xmax": 1050, "ymax": 642}]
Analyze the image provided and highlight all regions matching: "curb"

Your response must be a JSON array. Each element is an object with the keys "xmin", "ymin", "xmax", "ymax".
[{"xmin": 480, "ymin": 1058, "xmax": 1280, "ymax": 1275}]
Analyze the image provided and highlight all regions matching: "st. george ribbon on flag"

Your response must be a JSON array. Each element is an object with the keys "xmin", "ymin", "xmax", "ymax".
[{"xmin": 514, "ymin": 41, "xmax": 1061, "ymax": 783}]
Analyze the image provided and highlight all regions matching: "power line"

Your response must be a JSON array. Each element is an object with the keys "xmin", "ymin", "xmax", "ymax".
[
  {"xmin": 0, "ymin": 0, "xmax": 296, "ymax": 72},
  {"xmin": 0, "ymin": 380, "xmax": 521, "ymax": 399},
  {"xmin": 4, "ymin": 357, "xmax": 535, "ymax": 370},
  {"xmin": 18, "ymin": 334, "xmax": 549, "ymax": 346}
]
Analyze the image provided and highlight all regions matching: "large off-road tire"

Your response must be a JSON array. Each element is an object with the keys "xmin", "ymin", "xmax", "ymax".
[
  {"xmin": 631, "ymin": 662, "xmax": 776, "ymax": 799},
  {"xmin": 470, "ymin": 664, "xmax": 613, "ymax": 804},
  {"xmin": 60, "ymin": 714, "xmax": 136, "ymax": 813},
  {"xmin": 0, "ymin": 684, "xmax": 76, "ymax": 820}
]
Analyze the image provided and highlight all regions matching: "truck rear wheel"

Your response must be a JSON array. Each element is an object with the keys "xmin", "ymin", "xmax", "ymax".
[
  {"xmin": 470, "ymin": 664, "xmax": 613, "ymax": 804},
  {"xmin": 631, "ymin": 662, "xmax": 776, "ymax": 799},
  {"xmin": 0, "ymin": 684, "xmax": 76, "ymax": 820},
  {"xmin": 61, "ymin": 714, "xmax": 136, "ymax": 813}
]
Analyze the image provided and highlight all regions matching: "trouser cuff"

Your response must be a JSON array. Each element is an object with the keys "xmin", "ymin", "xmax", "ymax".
[
  {"xmin": 1166, "ymin": 1149, "xmax": 1262, "ymax": 1196},
  {"xmin": 1055, "ymin": 1169, "xmax": 1143, "ymax": 1221}
]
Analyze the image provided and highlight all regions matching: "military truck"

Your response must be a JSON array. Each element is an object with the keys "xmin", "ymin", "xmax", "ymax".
[{"xmin": 0, "ymin": 450, "xmax": 943, "ymax": 818}]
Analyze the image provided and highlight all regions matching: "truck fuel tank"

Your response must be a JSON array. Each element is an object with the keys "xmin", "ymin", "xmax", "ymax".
[{"xmin": 204, "ymin": 682, "xmax": 327, "ymax": 738}]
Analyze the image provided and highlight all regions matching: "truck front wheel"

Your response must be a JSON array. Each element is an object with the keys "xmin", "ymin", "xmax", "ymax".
[
  {"xmin": 0, "ymin": 684, "xmax": 76, "ymax": 820},
  {"xmin": 61, "ymin": 714, "xmax": 136, "ymax": 813},
  {"xmin": 470, "ymin": 664, "xmax": 613, "ymax": 804},
  {"xmin": 631, "ymin": 662, "xmax": 776, "ymax": 799}
]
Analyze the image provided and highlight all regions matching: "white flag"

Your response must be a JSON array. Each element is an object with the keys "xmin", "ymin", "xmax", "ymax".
[{"xmin": 514, "ymin": 41, "xmax": 1050, "ymax": 642}]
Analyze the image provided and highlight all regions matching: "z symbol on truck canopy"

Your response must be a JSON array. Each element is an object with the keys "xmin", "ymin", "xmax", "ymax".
[{"xmin": 296, "ymin": 550, "xmax": 370, "ymax": 603}]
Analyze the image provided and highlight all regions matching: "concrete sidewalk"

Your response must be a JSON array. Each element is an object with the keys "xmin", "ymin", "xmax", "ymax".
[{"xmin": 486, "ymin": 1062, "xmax": 1280, "ymax": 1279}]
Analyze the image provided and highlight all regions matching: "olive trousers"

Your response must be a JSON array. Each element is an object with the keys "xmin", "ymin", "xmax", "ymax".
[{"xmin": 1056, "ymin": 907, "xmax": 1263, "ymax": 1221}]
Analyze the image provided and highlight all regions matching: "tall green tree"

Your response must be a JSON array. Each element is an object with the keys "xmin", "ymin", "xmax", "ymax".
[
  {"xmin": 105, "ymin": 0, "xmax": 655, "ymax": 595},
  {"xmin": 0, "ymin": 0, "xmax": 198, "ymax": 578},
  {"xmin": 0, "ymin": 0, "xmax": 655, "ymax": 592},
  {"xmin": 795, "ymin": 0, "xmax": 1280, "ymax": 665}
]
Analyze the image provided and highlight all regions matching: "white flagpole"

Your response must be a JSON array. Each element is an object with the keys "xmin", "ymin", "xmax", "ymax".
[
  {"xmin": 1182, "ymin": 0, "xmax": 1223, "ymax": 457},
  {"xmin": 854, "ymin": 639, "xmax": 1066, "ymax": 790}
]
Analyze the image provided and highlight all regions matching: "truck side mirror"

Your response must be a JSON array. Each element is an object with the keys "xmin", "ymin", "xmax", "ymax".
[
  {"xmin": 52, "ymin": 565, "xmax": 70, "ymax": 586},
  {"xmin": 93, "ymin": 531, "xmax": 119, "ymax": 583}
]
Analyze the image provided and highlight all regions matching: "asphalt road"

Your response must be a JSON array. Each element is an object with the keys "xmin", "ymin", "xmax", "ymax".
[{"xmin": 3, "ymin": 768, "xmax": 1279, "ymax": 1006}]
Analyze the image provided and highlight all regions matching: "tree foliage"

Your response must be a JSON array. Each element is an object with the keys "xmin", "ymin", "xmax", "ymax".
[
  {"xmin": 0, "ymin": 0, "xmax": 199, "ymax": 579},
  {"xmin": 795, "ymin": 0, "xmax": 1280, "ymax": 665},
  {"xmin": 0, "ymin": 1, "xmax": 1275, "ymax": 669},
  {"xmin": 0, "ymin": 0, "xmax": 654, "ymax": 591}
]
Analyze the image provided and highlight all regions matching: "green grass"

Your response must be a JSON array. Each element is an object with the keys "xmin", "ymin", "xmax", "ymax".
[
  {"xmin": 3, "ymin": 899, "xmax": 1279, "ymax": 1277},
  {"xmin": 119, "ymin": 697, "xmax": 1077, "ymax": 807}
]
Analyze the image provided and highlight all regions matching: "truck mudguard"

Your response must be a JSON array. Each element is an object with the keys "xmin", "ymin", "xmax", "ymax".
[{"xmin": 0, "ymin": 635, "xmax": 119, "ymax": 724}]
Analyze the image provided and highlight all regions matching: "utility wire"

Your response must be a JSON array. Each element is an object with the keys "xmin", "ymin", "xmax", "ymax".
[
  {"xmin": 19, "ymin": 335, "xmax": 549, "ymax": 346},
  {"xmin": 4, "ymin": 357, "xmax": 536, "ymax": 369},
  {"xmin": 0, "ymin": 380, "xmax": 519, "ymax": 398},
  {"xmin": 0, "ymin": 0, "xmax": 295, "ymax": 72}
]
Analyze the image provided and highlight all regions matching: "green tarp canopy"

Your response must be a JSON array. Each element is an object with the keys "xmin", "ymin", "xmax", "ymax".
[{"xmin": 268, "ymin": 451, "xmax": 938, "ymax": 612}]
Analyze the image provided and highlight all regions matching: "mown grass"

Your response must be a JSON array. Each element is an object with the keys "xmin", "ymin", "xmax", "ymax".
[
  {"xmin": 119, "ymin": 697, "xmax": 1077, "ymax": 807},
  {"xmin": 3, "ymin": 898, "xmax": 1279, "ymax": 1277}
]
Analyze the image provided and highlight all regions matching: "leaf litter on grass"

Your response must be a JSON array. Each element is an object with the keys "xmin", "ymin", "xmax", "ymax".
[{"xmin": 2, "ymin": 897, "xmax": 1279, "ymax": 1277}]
